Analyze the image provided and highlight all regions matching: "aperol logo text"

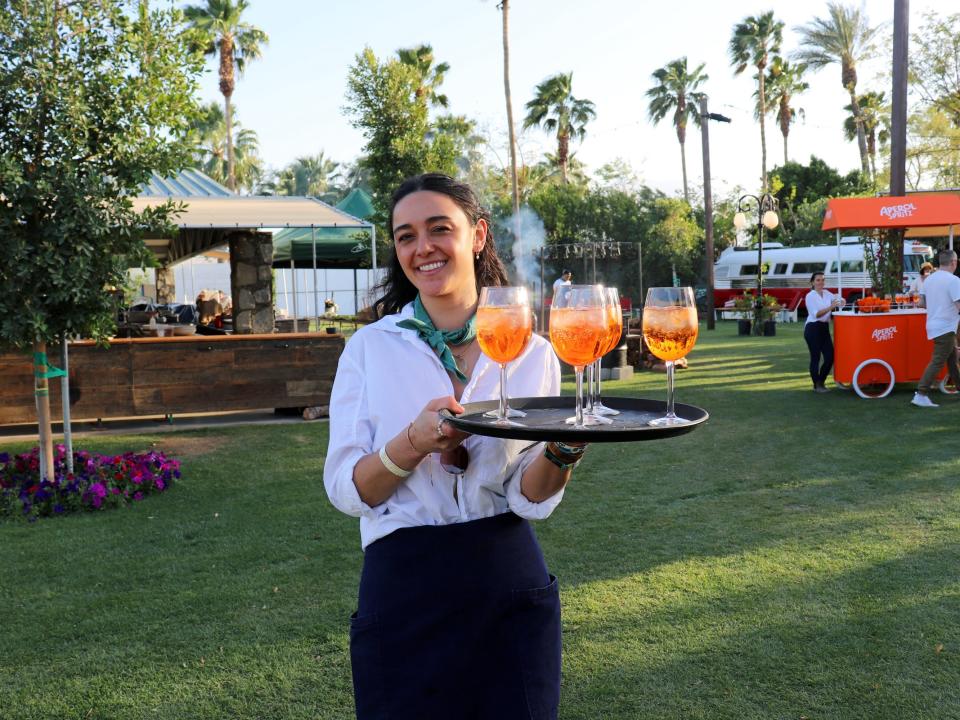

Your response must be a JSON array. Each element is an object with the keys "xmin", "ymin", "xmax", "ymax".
[
  {"xmin": 871, "ymin": 326, "xmax": 898, "ymax": 342},
  {"xmin": 879, "ymin": 203, "xmax": 917, "ymax": 220}
]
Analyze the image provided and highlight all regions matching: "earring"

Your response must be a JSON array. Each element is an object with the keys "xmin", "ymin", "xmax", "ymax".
[{"xmin": 475, "ymin": 251, "xmax": 480, "ymax": 261}]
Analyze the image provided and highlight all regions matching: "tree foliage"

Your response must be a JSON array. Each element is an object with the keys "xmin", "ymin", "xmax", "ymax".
[
  {"xmin": 909, "ymin": 11, "xmax": 960, "ymax": 127},
  {"xmin": 0, "ymin": 0, "xmax": 202, "ymax": 350},
  {"xmin": 343, "ymin": 47, "xmax": 459, "ymax": 223},
  {"xmin": 188, "ymin": 101, "xmax": 263, "ymax": 193},
  {"xmin": 523, "ymin": 72, "xmax": 596, "ymax": 184}
]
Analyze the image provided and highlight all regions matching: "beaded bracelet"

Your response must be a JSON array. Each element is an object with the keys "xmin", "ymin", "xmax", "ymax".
[
  {"xmin": 543, "ymin": 443, "xmax": 584, "ymax": 471},
  {"xmin": 554, "ymin": 440, "xmax": 586, "ymax": 456},
  {"xmin": 379, "ymin": 445, "xmax": 412, "ymax": 478}
]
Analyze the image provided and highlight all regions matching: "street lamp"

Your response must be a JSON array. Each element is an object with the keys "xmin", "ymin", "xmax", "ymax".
[
  {"xmin": 733, "ymin": 193, "xmax": 779, "ymax": 335},
  {"xmin": 699, "ymin": 95, "xmax": 732, "ymax": 331}
]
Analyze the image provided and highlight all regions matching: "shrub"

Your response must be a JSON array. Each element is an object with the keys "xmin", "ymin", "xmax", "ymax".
[{"xmin": 0, "ymin": 446, "xmax": 180, "ymax": 521}]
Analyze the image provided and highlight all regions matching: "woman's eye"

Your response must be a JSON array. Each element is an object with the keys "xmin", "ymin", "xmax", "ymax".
[
  {"xmin": 431, "ymin": 225, "xmax": 451, "ymax": 234},
  {"xmin": 396, "ymin": 233, "xmax": 414, "ymax": 243}
]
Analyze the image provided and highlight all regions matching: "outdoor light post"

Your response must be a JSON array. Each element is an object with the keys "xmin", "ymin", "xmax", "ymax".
[
  {"xmin": 699, "ymin": 96, "xmax": 732, "ymax": 330},
  {"xmin": 733, "ymin": 193, "xmax": 779, "ymax": 335}
]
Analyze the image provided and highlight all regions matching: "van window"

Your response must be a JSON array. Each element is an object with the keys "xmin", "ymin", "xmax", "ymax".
[
  {"xmin": 740, "ymin": 265, "xmax": 758, "ymax": 276},
  {"xmin": 792, "ymin": 262, "xmax": 827, "ymax": 275},
  {"xmin": 904, "ymin": 255, "xmax": 922, "ymax": 273},
  {"xmin": 773, "ymin": 263, "xmax": 788, "ymax": 274},
  {"xmin": 829, "ymin": 260, "xmax": 864, "ymax": 272}
]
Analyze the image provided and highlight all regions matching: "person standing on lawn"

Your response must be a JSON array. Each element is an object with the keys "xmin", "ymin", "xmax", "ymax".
[
  {"xmin": 803, "ymin": 271, "xmax": 844, "ymax": 393},
  {"xmin": 552, "ymin": 268, "xmax": 572, "ymax": 295},
  {"xmin": 912, "ymin": 249, "xmax": 960, "ymax": 408},
  {"xmin": 324, "ymin": 173, "xmax": 586, "ymax": 719}
]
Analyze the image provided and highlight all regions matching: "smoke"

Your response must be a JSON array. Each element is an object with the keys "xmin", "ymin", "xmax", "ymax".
[{"xmin": 501, "ymin": 205, "xmax": 546, "ymax": 286}]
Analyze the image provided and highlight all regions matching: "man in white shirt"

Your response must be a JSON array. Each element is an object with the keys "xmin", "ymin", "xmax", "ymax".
[
  {"xmin": 552, "ymin": 269, "xmax": 572, "ymax": 295},
  {"xmin": 913, "ymin": 249, "xmax": 960, "ymax": 407}
]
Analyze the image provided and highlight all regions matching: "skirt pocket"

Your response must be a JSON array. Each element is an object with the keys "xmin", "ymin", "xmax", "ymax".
[
  {"xmin": 508, "ymin": 575, "xmax": 561, "ymax": 720},
  {"xmin": 349, "ymin": 610, "xmax": 383, "ymax": 719}
]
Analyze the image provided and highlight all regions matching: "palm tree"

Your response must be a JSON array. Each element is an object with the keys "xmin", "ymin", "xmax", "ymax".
[
  {"xmin": 397, "ymin": 44, "xmax": 450, "ymax": 108},
  {"xmin": 760, "ymin": 58, "xmax": 809, "ymax": 164},
  {"xmin": 522, "ymin": 72, "xmax": 596, "ymax": 184},
  {"xmin": 498, "ymin": 0, "xmax": 520, "ymax": 219},
  {"xmin": 188, "ymin": 101, "xmax": 262, "ymax": 193},
  {"xmin": 844, "ymin": 91, "xmax": 889, "ymax": 182},
  {"xmin": 184, "ymin": 0, "xmax": 267, "ymax": 192},
  {"xmin": 275, "ymin": 152, "xmax": 340, "ymax": 200},
  {"xmin": 646, "ymin": 57, "xmax": 708, "ymax": 204},
  {"xmin": 730, "ymin": 11, "xmax": 784, "ymax": 193},
  {"xmin": 793, "ymin": 2, "xmax": 880, "ymax": 180}
]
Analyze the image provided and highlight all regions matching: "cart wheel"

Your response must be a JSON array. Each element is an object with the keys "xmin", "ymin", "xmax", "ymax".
[
  {"xmin": 939, "ymin": 376, "xmax": 959, "ymax": 395},
  {"xmin": 835, "ymin": 381, "xmax": 852, "ymax": 391},
  {"xmin": 852, "ymin": 359, "xmax": 895, "ymax": 399}
]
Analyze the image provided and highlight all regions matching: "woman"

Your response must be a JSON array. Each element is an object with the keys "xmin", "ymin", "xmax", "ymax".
[
  {"xmin": 909, "ymin": 261, "xmax": 934, "ymax": 295},
  {"xmin": 324, "ymin": 173, "xmax": 584, "ymax": 719},
  {"xmin": 804, "ymin": 271, "xmax": 844, "ymax": 393}
]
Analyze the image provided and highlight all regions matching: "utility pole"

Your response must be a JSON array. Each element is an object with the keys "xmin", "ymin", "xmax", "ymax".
[
  {"xmin": 890, "ymin": 0, "xmax": 908, "ymax": 285},
  {"xmin": 700, "ymin": 96, "xmax": 731, "ymax": 330}
]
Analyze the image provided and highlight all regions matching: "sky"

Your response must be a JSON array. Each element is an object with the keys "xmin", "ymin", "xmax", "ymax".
[{"xmin": 189, "ymin": 0, "xmax": 954, "ymax": 200}]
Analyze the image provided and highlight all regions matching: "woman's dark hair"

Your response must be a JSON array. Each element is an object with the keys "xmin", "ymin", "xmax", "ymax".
[
  {"xmin": 373, "ymin": 173, "xmax": 508, "ymax": 318},
  {"xmin": 810, "ymin": 271, "xmax": 825, "ymax": 285}
]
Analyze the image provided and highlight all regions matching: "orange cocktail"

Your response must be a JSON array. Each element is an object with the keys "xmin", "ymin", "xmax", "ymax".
[
  {"xmin": 549, "ymin": 307, "xmax": 607, "ymax": 368},
  {"xmin": 641, "ymin": 306, "xmax": 699, "ymax": 361},
  {"xmin": 476, "ymin": 306, "xmax": 533, "ymax": 364},
  {"xmin": 602, "ymin": 301, "xmax": 623, "ymax": 355}
]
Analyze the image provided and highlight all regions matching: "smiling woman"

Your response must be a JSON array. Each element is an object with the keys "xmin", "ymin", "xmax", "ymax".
[{"xmin": 323, "ymin": 173, "xmax": 589, "ymax": 719}]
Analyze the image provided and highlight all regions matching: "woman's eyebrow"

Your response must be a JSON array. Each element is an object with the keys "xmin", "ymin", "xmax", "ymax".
[{"xmin": 392, "ymin": 216, "xmax": 455, "ymax": 236}]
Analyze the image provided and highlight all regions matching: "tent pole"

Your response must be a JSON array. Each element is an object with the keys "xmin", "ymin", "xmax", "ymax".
[
  {"xmin": 371, "ymin": 225, "xmax": 377, "ymax": 273},
  {"xmin": 836, "ymin": 229, "xmax": 842, "ymax": 300},
  {"xmin": 280, "ymin": 267, "xmax": 289, "ymax": 317},
  {"xmin": 950, "ymin": 225, "xmax": 954, "ymax": 251},
  {"xmin": 291, "ymin": 260, "xmax": 299, "ymax": 333},
  {"xmin": 60, "ymin": 337, "xmax": 73, "ymax": 474},
  {"xmin": 312, "ymin": 226, "xmax": 319, "ymax": 332}
]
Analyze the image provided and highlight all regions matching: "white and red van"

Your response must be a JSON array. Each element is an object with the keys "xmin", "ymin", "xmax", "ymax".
[{"xmin": 714, "ymin": 238, "xmax": 935, "ymax": 312}]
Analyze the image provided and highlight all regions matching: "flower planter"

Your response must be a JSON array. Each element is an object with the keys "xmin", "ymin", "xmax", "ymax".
[
  {"xmin": 763, "ymin": 320, "xmax": 777, "ymax": 336},
  {"xmin": 737, "ymin": 319, "xmax": 752, "ymax": 336}
]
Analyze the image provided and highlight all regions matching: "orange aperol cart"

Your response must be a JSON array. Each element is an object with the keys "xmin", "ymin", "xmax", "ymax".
[{"xmin": 833, "ymin": 309, "xmax": 946, "ymax": 398}]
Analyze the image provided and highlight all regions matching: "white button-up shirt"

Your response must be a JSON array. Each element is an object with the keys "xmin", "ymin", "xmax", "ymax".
[
  {"xmin": 804, "ymin": 289, "xmax": 838, "ymax": 324},
  {"xmin": 324, "ymin": 302, "xmax": 563, "ymax": 549}
]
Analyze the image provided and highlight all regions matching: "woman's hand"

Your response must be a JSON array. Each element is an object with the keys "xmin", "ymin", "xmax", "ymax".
[{"xmin": 407, "ymin": 396, "xmax": 471, "ymax": 456}]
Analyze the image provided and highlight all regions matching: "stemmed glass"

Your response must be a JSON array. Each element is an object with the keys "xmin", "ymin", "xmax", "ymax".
[
  {"xmin": 549, "ymin": 285, "xmax": 608, "ymax": 428},
  {"xmin": 641, "ymin": 287, "xmax": 699, "ymax": 426},
  {"xmin": 590, "ymin": 286, "xmax": 623, "ymax": 417},
  {"xmin": 476, "ymin": 286, "xmax": 534, "ymax": 426}
]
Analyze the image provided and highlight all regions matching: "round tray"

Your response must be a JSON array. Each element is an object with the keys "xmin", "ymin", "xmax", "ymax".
[{"xmin": 443, "ymin": 396, "xmax": 708, "ymax": 442}]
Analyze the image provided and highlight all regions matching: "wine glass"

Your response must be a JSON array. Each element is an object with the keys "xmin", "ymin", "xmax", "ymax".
[
  {"xmin": 476, "ymin": 286, "xmax": 534, "ymax": 425},
  {"xmin": 590, "ymin": 287, "xmax": 623, "ymax": 417},
  {"xmin": 642, "ymin": 287, "xmax": 699, "ymax": 426},
  {"xmin": 549, "ymin": 285, "xmax": 608, "ymax": 428}
]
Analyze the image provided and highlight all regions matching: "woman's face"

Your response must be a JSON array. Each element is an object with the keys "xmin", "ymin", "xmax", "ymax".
[
  {"xmin": 813, "ymin": 274, "xmax": 825, "ymax": 290},
  {"xmin": 392, "ymin": 190, "xmax": 486, "ymax": 304}
]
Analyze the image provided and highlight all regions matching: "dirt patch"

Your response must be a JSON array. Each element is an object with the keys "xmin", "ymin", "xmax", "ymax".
[{"xmin": 147, "ymin": 435, "xmax": 232, "ymax": 459}]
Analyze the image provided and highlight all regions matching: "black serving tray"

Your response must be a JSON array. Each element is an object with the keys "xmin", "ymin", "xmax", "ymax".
[{"xmin": 442, "ymin": 396, "xmax": 708, "ymax": 443}]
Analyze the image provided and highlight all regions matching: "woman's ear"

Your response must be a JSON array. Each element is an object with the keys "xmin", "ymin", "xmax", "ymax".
[{"xmin": 473, "ymin": 218, "xmax": 488, "ymax": 256}]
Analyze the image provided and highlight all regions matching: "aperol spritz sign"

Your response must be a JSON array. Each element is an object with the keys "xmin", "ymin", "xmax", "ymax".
[{"xmin": 871, "ymin": 326, "xmax": 898, "ymax": 343}]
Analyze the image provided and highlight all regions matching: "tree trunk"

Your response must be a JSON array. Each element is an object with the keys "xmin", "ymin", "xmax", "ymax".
[
  {"xmin": 500, "ymin": 0, "xmax": 520, "ymax": 219},
  {"xmin": 558, "ymin": 132, "xmax": 569, "ymax": 184},
  {"xmin": 848, "ymin": 88, "xmax": 871, "ymax": 181},
  {"xmin": 783, "ymin": 131, "xmax": 788, "ymax": 165},
  {"xmin": 758, "ymin": 68, "xmax": 768, "ymax": 193},
  {"xmin": 679, "ymin": 139, "xmax": 689, "ymax": 204},
  {"xmin": 33, "ymin": 340, "xmax": 55, "ymax": 482},
  {"xmin": 224, "ymin": 92, "xmax": 235, "ymax": 192}
]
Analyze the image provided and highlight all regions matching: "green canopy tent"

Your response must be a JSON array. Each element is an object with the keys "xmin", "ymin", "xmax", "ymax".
[{"xmin": 271, "ymin": 189, "xmax": 376, "ymax": 327}]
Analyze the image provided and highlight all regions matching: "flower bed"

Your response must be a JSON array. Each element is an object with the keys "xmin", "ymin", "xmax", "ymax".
[{"xmin": 0, "ymin": 445, "xmax": 180, "ymax": 521}]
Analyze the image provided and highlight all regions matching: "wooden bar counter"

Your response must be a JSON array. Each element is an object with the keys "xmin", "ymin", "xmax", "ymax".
[{"xmin": 0, "ymin": 332, "xmax": 345, "ymax": 425}]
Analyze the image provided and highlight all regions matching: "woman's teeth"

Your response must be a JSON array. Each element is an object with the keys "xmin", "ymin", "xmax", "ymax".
[{"xmin": 418, "ymin": 261, "xmax": 446, "ymax": 272}]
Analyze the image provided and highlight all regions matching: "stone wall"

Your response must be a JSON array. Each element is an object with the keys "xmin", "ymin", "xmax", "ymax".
[
  {"xmin": 155, "ymin": 267, "xmax": 176, "ymax": 304},
  {"xmin": 228, "ymin": 231, "xmax": 274, "ymax": 334}
]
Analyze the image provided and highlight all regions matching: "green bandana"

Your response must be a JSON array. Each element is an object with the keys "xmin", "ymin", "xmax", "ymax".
[{"xmin": 397, "ymin": 295, "xmax": 476, "ymax": 383}]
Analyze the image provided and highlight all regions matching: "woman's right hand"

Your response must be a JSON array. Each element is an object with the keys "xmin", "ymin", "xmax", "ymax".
[{"xmin": 406, "ymin": 396, "xmax": 470, "ymax": 456}]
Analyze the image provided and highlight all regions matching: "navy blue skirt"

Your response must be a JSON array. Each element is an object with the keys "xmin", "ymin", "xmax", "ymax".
[{"xmin": 350, "ymin": 512, "xmax": 561, "ymax": 720}]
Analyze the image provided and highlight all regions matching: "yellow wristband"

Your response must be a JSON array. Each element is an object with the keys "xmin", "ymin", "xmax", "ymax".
[{"xmin": 379, "ymin": 445, "xmax": 412, "ymax": 478}]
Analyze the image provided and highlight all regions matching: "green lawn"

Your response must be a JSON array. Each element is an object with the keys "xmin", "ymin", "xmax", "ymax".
[{"xmin": 2, "ymin": 321, "xmax": 958, "ymax": 719}]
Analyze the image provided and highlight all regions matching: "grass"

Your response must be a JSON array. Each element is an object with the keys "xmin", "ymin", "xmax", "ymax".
[{"xmin": 2, "ymin": 321, "xmax": 958, "ymax": 719}]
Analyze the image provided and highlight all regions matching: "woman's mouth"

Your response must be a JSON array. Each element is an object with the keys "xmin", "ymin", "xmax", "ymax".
[{"xmin": 417, "ymin": 260, "xmax": 447, "ymax": 273}]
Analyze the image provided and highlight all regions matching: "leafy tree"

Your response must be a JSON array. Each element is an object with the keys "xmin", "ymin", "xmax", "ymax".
[
  {"xmin": 184, "ymin": 0, "xmax": 267, "ymax": 192},
  {"xmin": 762, "ymin": 57, "xmax": 808, "ymax": 164},
  {"xmin": 793, "ymin": 2, "xmax": 881, "ymax": 181},
  {"xmin": 274, "ymin": 151, "xmax": 339, "ymax": 200},
  {"xmin": 188, "ymin": 101, "xmax": 263, "ymax": 193},
  {"xmin": 648, "ymin": 198, "xmax": 703, "ymax": 283},
  {"xmin": 905, "ymin": 106, "xmax": 960, "ymax": 190},
  {"xmin": 730, "ymin": 11, "xmax": 784, "ymax": 193},
  {"xmin": 498, "ymin": 0, "xmax": 521, "ymax": 219},
  {"xmin": 0, "ymin": 0, "xmax": 201, "ymax": 478},
  {"xmin": 910, "ymin": 11, "xmax": 960, "ymax": 127},
  {"xmin": 843, "ymin": 91, "xmax": 889, "ymax": 183},
  {"xmin": 594, "ymin": 158, "xmax": 643, "ymax": 195},
  {"xmin": 343, "ymin": 47, "xmax": 459, "ymax": 226},
  {"xmin": 646, "ymin": 57, "xmax": 708, "ymax": 204},
  {"xmin": 522, "ymin": 72, "xmax": 596, "ymax": 184},
  {"xmin": 397, "ymin": 44, "xmax": 450, "ymax": 108}
]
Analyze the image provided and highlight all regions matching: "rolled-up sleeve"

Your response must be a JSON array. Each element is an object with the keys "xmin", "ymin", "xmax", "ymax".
[
  {"xmin": 503, "ymin": 337, "xmax": 564, "ymax": 519},
  {"xmin": 323, "ymin": 346, "xmax": 377, "ymax": 518}
]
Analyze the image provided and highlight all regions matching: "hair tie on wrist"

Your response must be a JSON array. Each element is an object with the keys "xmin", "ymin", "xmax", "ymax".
[{"xmin": 406, "ymin": 423, "xmax": 428, "ymax": 455}]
